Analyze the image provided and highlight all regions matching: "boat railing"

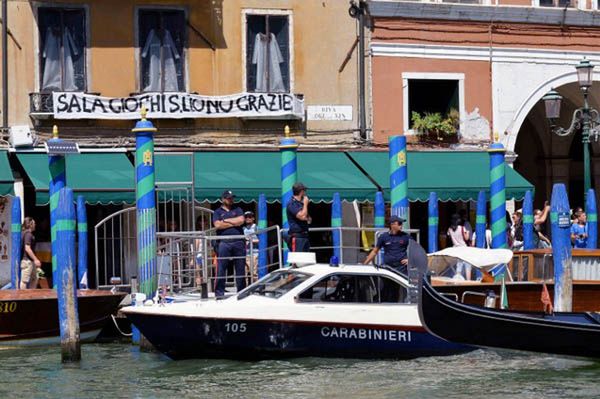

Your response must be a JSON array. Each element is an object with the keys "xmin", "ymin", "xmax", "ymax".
[{"xmin": 461, "ymin": 291, "xmax": 487, "ymax": 306}]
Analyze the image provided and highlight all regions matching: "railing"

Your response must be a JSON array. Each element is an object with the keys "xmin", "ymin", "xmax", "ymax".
[{"xmin": 29, "ymin": 92, "xmax": 53, "ymax": 114}]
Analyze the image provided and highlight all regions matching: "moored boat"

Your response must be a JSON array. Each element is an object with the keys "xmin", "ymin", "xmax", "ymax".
[
  {"xmin": 419, "ymin": 276, "xmax": 600, "ymax": 358},
  {"xmin": 0, "ymin": 289, "xmax": 126, "ymax": 346},
  {"xmin": 123, "ymin": 260, "xmax": 473, "ymax": 360}
]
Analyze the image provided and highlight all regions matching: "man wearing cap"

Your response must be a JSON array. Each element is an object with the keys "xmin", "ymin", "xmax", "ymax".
[
  {"xmin": 286, "ymin": 182, "xmax": 311, "ymax": 252},
  {"xmin": 212, "ymin": 190, "xmax": 246, "ymax": 297},
  {"xmin": 363, "ymin": 216, "xmax": 410, "ymax": 274}
]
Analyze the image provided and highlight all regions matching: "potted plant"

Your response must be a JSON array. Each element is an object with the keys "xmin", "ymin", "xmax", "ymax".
[{"xmin": 411, "ymin": 109, "xmax": 459, "ymax": 142}]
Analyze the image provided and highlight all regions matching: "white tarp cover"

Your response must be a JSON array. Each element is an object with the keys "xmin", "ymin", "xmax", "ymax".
[
  {"xmin": 428, "ymin": 247, "xmax": 513, "ymax": 274},
  {"xmin": 52, "ymin": 91, "xmax": 305, "ymax": 120}
]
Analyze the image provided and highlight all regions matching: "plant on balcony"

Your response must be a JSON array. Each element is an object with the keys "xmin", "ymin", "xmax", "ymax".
[{"xmin": 411, "ymin": 109, "xmax": 459, "ymax": 142}]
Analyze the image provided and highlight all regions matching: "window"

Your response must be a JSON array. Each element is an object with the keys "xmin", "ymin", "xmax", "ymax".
[
  {"xmin": 238, "ymin": 270, "xmax": 311, "ymax": 299},
  {"xmin": 298, "ymin": 274, "xmax": 408, "ymax": 303},
  {"xmin": 138, "ymin": 9, "xmax": 186, "ymax": 92},
  {"xmin": 38, "ymin": 7, "xmax": 86, "ymax": 92},
  {"xmin": 408, "ymin": 79, "xmax": 459, "ymax": 129},
  {"xmin": 246, "ymin": 14, "xmax": 290, "ymax": 93},
  {"xmin": 539, "ymin": 0, "xmax": 574, "ymax": 6}
]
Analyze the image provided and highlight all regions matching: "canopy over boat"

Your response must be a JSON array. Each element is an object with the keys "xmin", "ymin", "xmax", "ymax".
[{"xmin": 428, "ymin": 247, "xmax": 513, "ymax": 276}]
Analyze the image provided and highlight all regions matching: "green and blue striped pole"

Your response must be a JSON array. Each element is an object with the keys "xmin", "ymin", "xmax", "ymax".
[
  {"xmin": 56, "ymin": 187, "xmax": 80, "ymax": 362},
  {"xmin": 475, "ymin": 191, "xmax": 487, "ymax": 248},
  {"xmin": 10, "ymin": 197, "xmax": 21, "ymax": 289},
  {"xmin": 428, "ymin": 192, "xmax": 438, "ymax": 253},
  {"xmin": 258, "ymin": 194, "xmax": 268, "ymax": 278},
  {"xmin": 331, "ymin": 192, "xmax": 341, "ymax": 261},
  {"xmin": 76, "ymin": 195, "xmax": 88, "ymax": 289},
  {"xmin": 374, "ymin": 191, "xmax": 385, "ymax": 264},
  {"xmin": 389, "ymin": 135, "xmax": 408, "ymax": 222},
  {"xmin": 280, "ymin": 126, "xmax": 297, "ymax": 262},
  {"xmin": 523, "ymin": 190, "xmax": 535, "ymax": 250},
  {"xmin": 49, "ymin": 125, "xmax": 66, "ymax": 288},
  {"xmin": 133, "ymin": 108, "xmax": 157, "ymax": 300},
  {"xmin": 586, "ymin": 188, "xmax": 597, "ymax": 249},
  {"xmin": 550, "ymin": 183, "xmax": 572, "ymax": 312},
  {"xmin": 488, "ymin": 143, "xmax": 507, "ymax": 249}
]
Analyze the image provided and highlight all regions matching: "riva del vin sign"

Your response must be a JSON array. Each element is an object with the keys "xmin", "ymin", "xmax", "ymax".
[{"xmin": 52, "ymin": 92, "xmax": 305, "ymax": 120}]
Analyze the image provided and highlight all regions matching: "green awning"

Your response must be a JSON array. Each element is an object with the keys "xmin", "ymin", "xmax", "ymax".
[
  {"xmin": 155, "ymin": 153, "xmax": 193, "ymax": 184},
  {"xmin": 194, "ymin": 151, "xmax": 379, "ymax": 202},
  {"xmin": 16, "ymin": 153, "xmax": 135, "ymax": 205},
  {"xmin": 348, "ymin": 151, "xmax": 533, "ymax": 201},
  {"xmin": 0, "ymin": 151, "xmax": 14, "ymax": 196}
]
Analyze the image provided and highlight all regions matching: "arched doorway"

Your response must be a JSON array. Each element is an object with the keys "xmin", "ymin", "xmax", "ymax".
[{"xmin": 513, "ymin": 80, "xmax": 600, "ymax": 209}]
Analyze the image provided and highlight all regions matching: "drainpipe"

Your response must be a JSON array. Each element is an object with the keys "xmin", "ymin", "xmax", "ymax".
[
  {"xmin": 2, "ymin": 0, "xmax": 7, "ymax": 131},
  {"xmin": 350, "ymin": 1, "xmax": 368, "ymax": 142}
]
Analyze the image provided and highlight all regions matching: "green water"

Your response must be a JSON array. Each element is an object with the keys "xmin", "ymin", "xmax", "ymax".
[{"xmin": 1, "ymin": 344, "xmax": 599, "ymax": 399}]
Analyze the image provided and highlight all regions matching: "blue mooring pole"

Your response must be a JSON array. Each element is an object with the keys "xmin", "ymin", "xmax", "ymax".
[
  {"xmin": 56, "ymin": 187, "xmax": 81, "ymax": 362},
  {"xmin": 374, "ymin": 191, "xmax": 385, "ymax": 264},
  {"xmin": 428, "ymin": 192, "xmax": 438, "ymax": 253},
  {"xmin": 586, "ymin": 188, "xmax": 598, "ymax": 249},
  {"xmin": 76, "ymin": 196, "xmax": 88, "ymax": 289},
  {"xmin": 523, "ymin": 190, "xmax": 534, "ymax": 250},
  {"xmin": 331, "ymin": 192, "xmax": 342, "ymax": 261},
  {"xmin": 257, "ymin": 194, "xmax": 268, "ymax": 278},
  {"xmin": 550, "ymin": 183, "xmax": 572, "ymax": 312},
  {"xmin": 475, "ymin": 191, "xmax": 486, "ymax": 248},
  {"xmin": 10, "ymin": 197, "xmax": 21, "ymax": 289},
  {"xmin": 489, "ymin": 143, "xmax": 507, "ymax": 249},
  {"xmin": 49, "ymin": 126, "xmax": 66, "ymax": 288},
  {"xmin": 389, "ymin": 135, "xmax": 409, "ymax": 222}
]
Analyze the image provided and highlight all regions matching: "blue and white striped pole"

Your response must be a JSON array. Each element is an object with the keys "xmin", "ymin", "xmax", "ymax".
[
  {"xmin": 586, "ymin": 188, "xmax": 597, "ymax": 249},
  {"xmin": 523, "ymin": 190, "xmax": 535, "ymax": 250},
  {"xmin": 257, "ymin": 194, "xmax": 268, "ymax": 278},
  {"xmin": 428, "ymin": 192, "xmax": 438, "ymax": 253},
  {"xmin": 56, "ymin": 187, "xmax": 80, "ymax": 362},
  {"xmin": 331, "ymin": 192, "xmax": 342, "ymax": 261},
  {"xmin": 10, "ymin": 197, "xmax": 21, "ymax": 289},
  {"xmin": 389, "ymin": 136, "xmax": 409, "ymax": 222},
  {"xmin": 76, "ymin": 196, "xmax": 88, "ymax": 289},
  {"xmin": 49, "ymin": 125, "xmax": 66, "ymax": 288},
  {"xmin": 488, "ymin": 143, "xmax": 507, "ymax": 249},
  {"xmin": 550, "ymin": 183, "xmax": 572, "ymax": 312},
  {"xmin": 374, "ymin": 191, "xmax": 385, "ymax": 264},
  {"xmin": 475, "ymin": 191, "xmax": 486, "ymax": 248}
]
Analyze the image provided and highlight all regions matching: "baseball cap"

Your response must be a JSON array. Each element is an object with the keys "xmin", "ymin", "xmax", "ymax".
[
  {"xmin": 389, "ymin": 215, "xmax": 406, "ymax": 225},
  {"xmin": 221, "ymin": 190, "xmax": 235, "ymax": 199},
  {"xmin": 244, "ymin": 211, "xmax": 255, "ymax": 217}
]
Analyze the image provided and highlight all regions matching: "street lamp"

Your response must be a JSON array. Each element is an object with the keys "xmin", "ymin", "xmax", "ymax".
[{"xmin": 542, "ymin": 58, "xmax": 600, "ymax": 203}]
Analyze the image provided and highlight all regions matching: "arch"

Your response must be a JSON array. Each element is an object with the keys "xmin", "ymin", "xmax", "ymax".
[{"xmin": 503, "ymin": 70, "xmax": 600, "ymax": 153}]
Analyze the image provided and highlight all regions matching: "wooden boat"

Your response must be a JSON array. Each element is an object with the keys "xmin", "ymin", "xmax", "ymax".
[
  {"xmin": 419, "ymin": 276, "xmax": 600, "ymax": 358},
  {"xmin": 0, "ymin": 289, "xmax": 126, "ymax": 346},
  {"xmin": 430, "ymin": 247, "xmax": 600, "ymax": 312}
]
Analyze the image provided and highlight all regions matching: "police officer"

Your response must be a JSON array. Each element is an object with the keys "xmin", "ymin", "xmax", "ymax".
[
  {"xmin": 212, "ymin": 190, "xmax": 246, "ymax": 297},
  {"xmin": 363, "ymin": 215, "xmax": 410, "ymax": 274},
  {"xmin": 286, "ymin": 182, "xmax": 311, "ymax": 252}
]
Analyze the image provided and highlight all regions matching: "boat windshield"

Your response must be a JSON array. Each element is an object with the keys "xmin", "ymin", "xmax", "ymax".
[{"xmin": 238, "ymin": 270, "xmax": 312, "ymax": 300}]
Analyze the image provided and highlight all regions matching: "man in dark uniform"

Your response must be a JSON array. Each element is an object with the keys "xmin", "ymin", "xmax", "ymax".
[
  {"xmin": 212, "ymin": 190, "xmax": 246, "ymax": 297},
  {"xmin": 363, "ymin": 215, "xmax": 410, "ymax": 274},
  {"xmin": 286, "ymin": 182, "xmax": 311, "ymax": 252}
]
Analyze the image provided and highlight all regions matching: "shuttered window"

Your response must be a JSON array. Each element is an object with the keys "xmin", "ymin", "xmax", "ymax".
[
  {"xmin": 38, "ymin": 7, "xmax": 86, "ymax": 92},
  {"xmin": 246, "ymin": 14, "xmax": 290, "ymax": 93},
  {"xmin": 138, "ymin": 9, "xmax": 186, "ymax": 92}
]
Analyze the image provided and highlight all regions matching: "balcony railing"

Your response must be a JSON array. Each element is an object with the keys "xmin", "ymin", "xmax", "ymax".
[{"xmin": 29, "ymin": 92, "xmax": 53, "ymax": 116}]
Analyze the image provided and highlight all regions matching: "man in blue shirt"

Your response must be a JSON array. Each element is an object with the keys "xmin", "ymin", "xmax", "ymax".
[
  {"xmin": 212, "ymin": 190, "xmax": 246, "ymax": 297},
  {"xmin": 363, "ymin": 216, "xmax": 410, "ymax": 274},
  {"xmin": 286, "ymin": 182, "xmax": 311, "ymax": 252},
  {"xmin": 571, "ymin": 211, "xmax": 588, "ymax": 248}
]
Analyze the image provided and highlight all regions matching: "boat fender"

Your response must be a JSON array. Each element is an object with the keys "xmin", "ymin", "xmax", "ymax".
[
  {"xmin": 132, "ymin": 292, "xmax": 146, "ymax": 307},
  {"xmin": 143, "ymin": 299, "xmax": 154, "ymax": 306}
]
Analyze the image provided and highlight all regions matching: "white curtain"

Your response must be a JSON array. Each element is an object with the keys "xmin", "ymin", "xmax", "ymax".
[
  {"xmin": 42, "ymin": 27, "xmax": 79, "ymax": 91},
  {"xmin": 142, "ymin": 28, "xmax": 180, "ymax": 92},
  {"xmin": 252, "ymin": 32, "xmax": 285, "ymax": 92}
]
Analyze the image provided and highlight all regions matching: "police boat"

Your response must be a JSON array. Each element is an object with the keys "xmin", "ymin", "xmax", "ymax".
[{"xmin": 123, "ymin": 252, "xmax": 473, "ymax": 360}]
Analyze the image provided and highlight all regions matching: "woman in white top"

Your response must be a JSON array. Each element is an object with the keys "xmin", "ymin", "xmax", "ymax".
[{"xmin": 447, "ymin": 214, "xmax": 471, "ymax": 279}]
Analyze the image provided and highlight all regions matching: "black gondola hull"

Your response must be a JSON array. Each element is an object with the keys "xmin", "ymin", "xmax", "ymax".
[{"xmin": 419, "ymin": 278, "xmax": 600, "ymax": 358}]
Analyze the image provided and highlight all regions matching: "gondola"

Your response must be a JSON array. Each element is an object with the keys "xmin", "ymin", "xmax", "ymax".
[{"xmin": 419, "ymin": 276, "xmax": 600, "ymax": 358}]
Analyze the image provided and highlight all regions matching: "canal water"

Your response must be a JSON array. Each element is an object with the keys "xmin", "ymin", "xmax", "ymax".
[{"xmin": 1, "ymin": 344, "xmax": 600, "ymax": 399}]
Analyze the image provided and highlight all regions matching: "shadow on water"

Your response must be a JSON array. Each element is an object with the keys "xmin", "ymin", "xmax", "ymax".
[{"xmin": 1, "ymin": 344, "xmax": 600, "ymax": 399}]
